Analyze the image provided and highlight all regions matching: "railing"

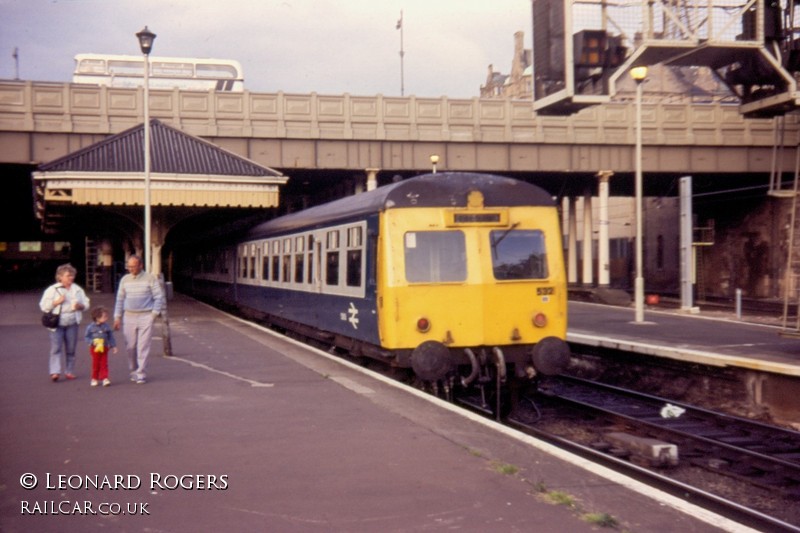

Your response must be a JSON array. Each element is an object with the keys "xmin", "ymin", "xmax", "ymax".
[{"xmin": 0, "ymin": 80, "xmax": 794, "ymax": 148}]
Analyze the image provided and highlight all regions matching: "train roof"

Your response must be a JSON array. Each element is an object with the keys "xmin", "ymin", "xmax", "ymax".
[{"xmin": 245, "ymin": 172, "xmax": 554, "ymax": 238}]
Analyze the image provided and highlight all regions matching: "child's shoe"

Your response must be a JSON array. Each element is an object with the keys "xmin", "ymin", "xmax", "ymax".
[
  {"xmin": 90, "ymin": 379, "xmax": 99, "ymax": 387},
  {"xmin": 102, "ymin": 379, "xmax": 111, "ymax": 387}
]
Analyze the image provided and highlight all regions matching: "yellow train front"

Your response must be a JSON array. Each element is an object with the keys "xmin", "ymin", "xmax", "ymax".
[{"xmin": 374, "ymin": 173, "xmax": 569, "ymax": 397}]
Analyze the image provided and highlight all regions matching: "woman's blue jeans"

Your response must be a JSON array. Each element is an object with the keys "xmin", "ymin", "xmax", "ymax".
[{"xmin": 49, "ymin": 324, "xmax": 78, "ymax": 375}]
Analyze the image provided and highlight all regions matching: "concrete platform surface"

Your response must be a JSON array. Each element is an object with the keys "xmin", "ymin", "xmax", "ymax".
[
  {"xmin": 568, "ymin": 301, "xmax": 800, "ymax": 375},
  {"xmin": 0, "ymin": 290, "xmax": 755, "ymax": 532}
]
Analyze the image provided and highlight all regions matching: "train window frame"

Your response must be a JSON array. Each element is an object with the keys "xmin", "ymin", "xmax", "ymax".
[
  {"xmin": 345, "ymin": 226, "xmax": 364, "ymax": 288},
  {"xmin": 249, "ymin": 243, "xmax": 258, "ymax": 280},
  {"xmin": 325, "ymin": 230, "xmax": 340, "ymax": 287},
  {"xmin": 404, "ymin": 230, "xmax": 467, "ymax": 283},
  {"xmin": 229, "ymin": 222, "xmax": 366, "ymax": 298},
  {"xmin": 261, "ymin": 241, "xmax": 271, "ymax": 283},
  {"xmin": 490, "ymin": 229, "xmax": 549, "ymax": 280}
]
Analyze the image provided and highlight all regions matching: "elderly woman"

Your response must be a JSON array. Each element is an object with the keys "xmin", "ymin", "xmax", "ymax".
[{"xmin": 39, "ymin": 264, "xmax": 90, "ymax": 382}]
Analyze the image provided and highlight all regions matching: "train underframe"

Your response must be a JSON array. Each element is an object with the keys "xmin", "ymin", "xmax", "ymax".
[{"xmin": 250, "ymin": 306, "xmax": 570, "ymax": 419}]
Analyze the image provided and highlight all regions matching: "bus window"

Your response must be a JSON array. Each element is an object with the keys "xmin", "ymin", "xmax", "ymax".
[{"xmin": 196, "ymin": 63, "xmax": 238, "ymax": 78}]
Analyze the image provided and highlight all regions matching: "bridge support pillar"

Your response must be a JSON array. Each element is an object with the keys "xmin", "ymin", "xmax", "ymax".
[
  {"xmin": 566, "ymin": 197, "xmax": 578, "ymax": 285},
  {"xmin": 582, "ymin": 187, "xmax": 593, "ymax": 286},
  {"xmin": 597, "ymin": 170, "xmax": 613, "ymax": 287},
  {"xmin": 366, "ymin": 168, "xmax": 380, "ymax": 191}
]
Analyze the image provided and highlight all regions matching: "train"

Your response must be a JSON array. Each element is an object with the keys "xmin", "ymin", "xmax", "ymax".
[{"xmin": 176, "ymin": 172, "xmax": 570, "ymax": 411}]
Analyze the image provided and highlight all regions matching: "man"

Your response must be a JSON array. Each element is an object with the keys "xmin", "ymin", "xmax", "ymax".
[{"xmin": 113, "ymin": 255, "xmax": 165, "ymax": 384}]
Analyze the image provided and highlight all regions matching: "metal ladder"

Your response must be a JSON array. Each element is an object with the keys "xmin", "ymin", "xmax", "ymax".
[{"xmin": 84, "ymin": 237, "xmax": 101, "ymax": 293}]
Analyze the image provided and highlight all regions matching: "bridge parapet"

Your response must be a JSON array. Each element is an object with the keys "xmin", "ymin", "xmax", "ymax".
[
  {"xmin": 0, "ymin": 80, "xmax": 796, "ymax": 173},
  {"xmin": 0, "ymin": 80, "xmax": 793, "ymax": 143}
]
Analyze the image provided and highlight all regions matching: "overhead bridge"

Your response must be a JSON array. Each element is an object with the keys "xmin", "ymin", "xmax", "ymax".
[{"xmin": 1, "ymin": 80, "xmax": 798, "ymax": 189}]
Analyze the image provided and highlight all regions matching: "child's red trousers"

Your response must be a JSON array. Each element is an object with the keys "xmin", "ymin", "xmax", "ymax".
[{"xmin": 90, "ymin": 346, "xmax": 109, "ymax": 381}]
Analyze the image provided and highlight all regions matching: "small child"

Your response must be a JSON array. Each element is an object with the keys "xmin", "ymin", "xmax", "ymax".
[{"xmin": 84, "ymin": 306, "xmax": 118, "ymax": 387}]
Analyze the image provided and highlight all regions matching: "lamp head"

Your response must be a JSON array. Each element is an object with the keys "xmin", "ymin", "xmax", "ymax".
[
  {"xmin": 630, "ymin": 66, "xmax": 648, "ymax": 83},
  {"xmin": 430, "ymin": 155, "xmax": 439, "ymax": 165},
  {"xmin": 136, "ymin": 26, "xmax": 157, "ymax": 56}
]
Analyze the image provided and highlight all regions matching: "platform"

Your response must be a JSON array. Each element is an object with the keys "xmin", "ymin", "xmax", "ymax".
[
  {"xmin": 0, "ymin": 290, "xmax": 763, "ymax": 532},
  {"xmin": 568, "ymin": 301, "xmax": 800, "ymax": 376}
]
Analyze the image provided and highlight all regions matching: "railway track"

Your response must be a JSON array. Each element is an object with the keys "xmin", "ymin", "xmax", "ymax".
[
  {"xmin": 503, "ymin": 375, "xmax": 800, "ymax": 532},
  {"xmin": 225, "ymin": 304, "xmax": 800, "ymax": 530}
]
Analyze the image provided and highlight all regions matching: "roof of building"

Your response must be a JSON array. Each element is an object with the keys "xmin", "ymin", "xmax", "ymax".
[{"xmin": 38, "ymin": 119, "xmax": 282, "ymax": 178}]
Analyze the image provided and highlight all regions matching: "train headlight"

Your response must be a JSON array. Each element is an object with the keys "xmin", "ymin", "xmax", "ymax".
[
  {"xmin": 532, "ymin": 312, "xmax": 547, "ymax": 328},
  {"xmin": 416, "ymin": 317, "xmax": 431, "ymax": 333}
]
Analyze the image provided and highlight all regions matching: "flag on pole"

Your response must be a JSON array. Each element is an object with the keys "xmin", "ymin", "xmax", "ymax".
[{"xmin": 396, "ymin": 11, "xmax": 402, "ymax": 30}]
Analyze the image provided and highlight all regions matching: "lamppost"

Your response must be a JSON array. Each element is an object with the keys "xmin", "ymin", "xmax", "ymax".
[
  {"xmin": 430, "ymin": 154, "xmax": 439, "ymax": 174},
  {"xmin": 630, "ymin": 65, "xmax": 648, "ymax": 323},
  {"xmin": 136, "ymin": 26, "xmax": 156, "ymax": 273}
]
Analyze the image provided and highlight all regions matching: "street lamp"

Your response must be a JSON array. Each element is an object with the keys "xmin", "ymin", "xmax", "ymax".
[
  {"xmin": 136, "ymin": 25, "xmax": 156, "ymax": 273},
  {"xmin": 630, "ymin": 65, "xmax": 647, "ymax": 323},
  {"xmin": 430, "ymin": 154, "xmax": 439, "ymax": 174}
]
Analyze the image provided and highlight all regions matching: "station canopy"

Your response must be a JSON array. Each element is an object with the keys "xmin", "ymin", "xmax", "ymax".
[{"xmin": 33, "ymin": 119, "xmax": 288, "ymax": 231}]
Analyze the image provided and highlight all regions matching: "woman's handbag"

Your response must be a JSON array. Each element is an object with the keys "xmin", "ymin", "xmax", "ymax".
[
  {"xmin": 41, "ymin": 289, "xmax": 63, "ymax": 328},
  {"xmin": 41, "ymin": 310, "xmax": 60, "ymax": 328}
]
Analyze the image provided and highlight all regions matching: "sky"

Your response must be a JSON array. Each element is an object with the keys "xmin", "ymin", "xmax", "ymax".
[{"xmin": 0, "ymin": 0, "xmax": 533, "ymax": 98}]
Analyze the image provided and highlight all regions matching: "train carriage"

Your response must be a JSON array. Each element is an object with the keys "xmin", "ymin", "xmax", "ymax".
[{"xmin": 183, "ymin": 172, "xmax": 570, "ymax": 401}]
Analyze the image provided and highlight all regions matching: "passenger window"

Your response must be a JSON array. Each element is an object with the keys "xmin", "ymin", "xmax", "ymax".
[
  {"xmin": 282, "ymin": 255, "xmax": 291, "ymax": 282},
  {"xmin": 326, "ymin": 252, "xmax": 339, "ymax": 285},
  {"xmin": 294, "ymin": 254, "xmax": 304, "ymax": 283},
  {"xmin": 404, "ymin": 231, "xmax": 466, "ymax": 282},
  {"xmin": 271, "ymin": 256, "xmax": 280, "ymax": 281},
  {"xmin": 262, "ymin": 244, "xmax": 269, "ymax": 280},
  {"xmin": 271, "ymin": 241, "xmax": 280, "ymax": 281},
  {"xmin": 326, "ymin": 230, "xmax": 340, "ymax": 286},
  {"xmin": 490, "ymin": 229, "xmax": 548, "ymax": 280},
  {"xmin": 249, "ymin": 244, "xmax": 257, "ymax": 279},
  {"xmin": 346, "ymin": 226, "xmax": 363, "ymax": 287},
  {"xmin": 346, "ymin": 250, "xmax": 362, "ymax": 287}
]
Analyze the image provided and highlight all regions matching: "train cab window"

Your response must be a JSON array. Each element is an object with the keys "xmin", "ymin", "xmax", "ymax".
[
  {"xmin": 404, "ymin": 231, "xmax": 466, "ymax": 283},
  {"xmin": 490, "ymin": 229, "xmax": 548, "ymax": 280}
]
